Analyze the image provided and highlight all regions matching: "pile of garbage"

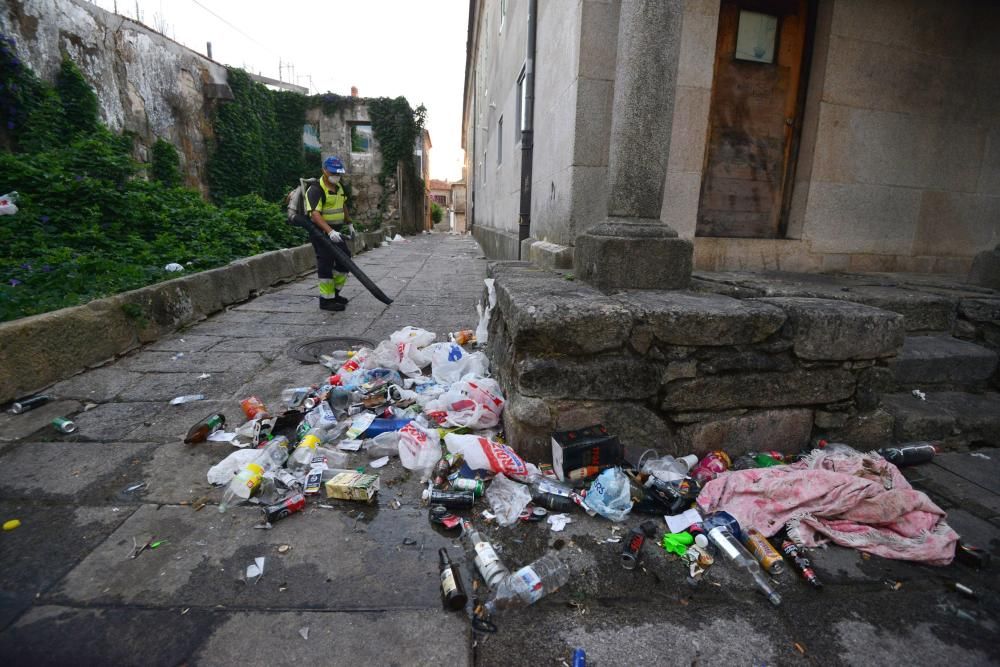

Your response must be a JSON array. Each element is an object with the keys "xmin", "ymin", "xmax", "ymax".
[{"xmin": 189, "ymin": 309, "xmax": 989, "ymax": 625}]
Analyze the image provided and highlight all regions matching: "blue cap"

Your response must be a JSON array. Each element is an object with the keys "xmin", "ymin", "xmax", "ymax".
[{"xmin": 323, "ymin": 156, "xmax": 345, "ymax": 174}]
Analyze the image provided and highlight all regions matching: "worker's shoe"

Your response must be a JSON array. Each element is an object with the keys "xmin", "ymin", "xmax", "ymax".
[
  {"xmin": 332, "ymin": 291, "xmax": 349, "ymax": 305},
  {"xmin": 319, "ymin": 297, "xmax": 345, "ymax": 312}
]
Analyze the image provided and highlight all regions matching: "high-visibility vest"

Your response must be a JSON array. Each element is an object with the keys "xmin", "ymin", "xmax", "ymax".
[{"xmin": 308, "ymin": 178, "xmax": 346, "ymax": 224}]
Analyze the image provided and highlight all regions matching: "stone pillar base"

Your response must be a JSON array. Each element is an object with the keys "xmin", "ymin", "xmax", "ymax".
[{"xmin": 575, "ymin": 218, "xmax": 693, "ymax": 290}]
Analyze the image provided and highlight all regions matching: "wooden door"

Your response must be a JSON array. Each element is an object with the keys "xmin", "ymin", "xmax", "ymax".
[{"xmin": 696, "ymin": 0, "xmax": 809, "ymax": 238}]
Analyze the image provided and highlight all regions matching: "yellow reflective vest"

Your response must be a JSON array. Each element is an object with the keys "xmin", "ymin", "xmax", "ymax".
[{"xmin": 307, "ymin": 178, "xmax": 347, "ymax": 225}]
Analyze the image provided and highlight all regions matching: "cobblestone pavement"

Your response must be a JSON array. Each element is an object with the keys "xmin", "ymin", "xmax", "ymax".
[{"xmin": 0, "ymin": 233, "xmax": 997, "ymax": 666}]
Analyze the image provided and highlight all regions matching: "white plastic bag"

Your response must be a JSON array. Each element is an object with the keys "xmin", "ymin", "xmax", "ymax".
[
  {"xmin": 475, "ymin": 278, "xmax": 496, "ymax": 346},
  {"xmin": 0, "ymin": 192, "xmax": 18, "ymax": 216},
  {"xmin": 486, "ymin": 473, "xmax": 532, "ymax": 527},
  {"xmin": 390, "ymin": 326, "xmax": 436, "ymax": 349},
  {"xmin": 207, "ymin": 449, "xmax": 259, "ymax": 485},
  {"xmin": 431, "ymin": 343, "xmax": 489, "ymax": 385},
  {"xmin": 397, "ymin": 422, "xmax": 442, "ymax": 481},
  {"xmin": 444, "ymin": 434, "xmax": 535, "ymax": 481},
  {"xmin": 583, "ymin": 467, "xmax": 634, "ymax": 522},
  {"xmin": 429, "ymin": 378, "xmax": 505, "ymax": 429}
]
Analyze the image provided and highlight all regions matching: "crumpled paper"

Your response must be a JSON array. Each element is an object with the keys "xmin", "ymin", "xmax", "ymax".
[{"xmin": 547, "ymin": 513, "xmax": 572, "ymax": 532}]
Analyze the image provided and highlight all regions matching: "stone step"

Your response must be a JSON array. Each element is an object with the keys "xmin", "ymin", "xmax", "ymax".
[
  {"xmin": 888, "ymin": 335, "xmax": 998, "ymax": 388},
  {"xmin": 880, "ymin": 390, "xmax": 1000, "ymax": 447}
]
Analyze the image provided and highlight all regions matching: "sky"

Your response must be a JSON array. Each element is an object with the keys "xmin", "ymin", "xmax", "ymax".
[{"xmin": 90, "ymin": 0, "xmax": 469, "ymax": 181}]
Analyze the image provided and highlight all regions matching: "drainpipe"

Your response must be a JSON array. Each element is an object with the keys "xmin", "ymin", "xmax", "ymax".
[{"xmin": 517, "ymin": 0, "xmax": 537, "ymax": 258}]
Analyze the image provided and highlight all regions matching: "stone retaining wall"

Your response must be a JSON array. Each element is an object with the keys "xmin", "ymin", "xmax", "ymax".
[
  {"xmin": 0, "ymin": 228, "xmax": 378, "ymax": 404},
  {"xmin": 487, "ymin": 262, "xmax": 907, "ymax": 462}
]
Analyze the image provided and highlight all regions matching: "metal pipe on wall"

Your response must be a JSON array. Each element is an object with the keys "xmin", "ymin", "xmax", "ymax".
[{"xmin": 517, "ymin": 0, "xmax": 537, "ymax": 258}]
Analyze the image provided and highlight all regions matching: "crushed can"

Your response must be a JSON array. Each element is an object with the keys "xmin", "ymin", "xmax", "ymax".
[
  {"xmin": 261, "ymin": 493, "xmax": 306, "ymax": 524},
  {"xmin": 690, "ymin": 451, "xmax": 732, "ymax": 485}
]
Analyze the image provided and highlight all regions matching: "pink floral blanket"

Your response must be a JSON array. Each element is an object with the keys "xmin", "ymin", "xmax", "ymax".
[{"xmin": 696, "ymin": 450, "xmax": 958, "ymax": 565}]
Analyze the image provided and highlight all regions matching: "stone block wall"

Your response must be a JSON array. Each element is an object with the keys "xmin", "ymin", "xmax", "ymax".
[{"xmin": 487, "ymin": 263, "xmax": 907, "ymax": 462}]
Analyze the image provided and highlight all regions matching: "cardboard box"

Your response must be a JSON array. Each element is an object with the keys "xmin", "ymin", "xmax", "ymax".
[
  {"xmin": 324, "ymin": 471, "xmax": 380, "ymax": 503},
  {"xmin": 551, "ymin": 424, "xmax": 623, "ymax": 482}
]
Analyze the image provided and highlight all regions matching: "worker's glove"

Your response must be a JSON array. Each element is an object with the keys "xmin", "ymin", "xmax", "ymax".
[
  {"xmin": 346, "ymin": 224, "xmax": 356, "ymax": 239},
  {"xmin": 327, "ymin": 229, "xmax": 342, "ymax": 243}
]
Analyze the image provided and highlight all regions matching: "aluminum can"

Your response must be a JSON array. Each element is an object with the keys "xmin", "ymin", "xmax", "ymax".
[
  {"xmin": 261, "ymin": 493, "xmax": 306, "ymax": 523},
  {"xmin": 744, "ymin": 529, "xmax": 785, "ymax": 574}
]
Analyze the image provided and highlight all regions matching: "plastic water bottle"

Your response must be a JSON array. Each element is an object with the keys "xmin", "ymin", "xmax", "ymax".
[
  {"xmin": 641, "ymin": 453, "xmax": 699, "ymax": 482},
  {"xmin": 709, "ymin": 526, "xmax": 781, "ymax": 606},
  {"xmin": 877, "ymin": 442, "xmax": 938, "ymax": 467},
  {"xmin": 287, "ymin": 433, "xmax": 320, "ymax": 475},
  {"xmin": 254, "ymin": 436, "xmax": 290, "ymax": 470},
  {"xmin": 486, "ymin": 552, "xmax": 570, "ymax": 613},
  {"xmin": 219, "ymin": 462, "xmax": 265, "ymax": 513}
]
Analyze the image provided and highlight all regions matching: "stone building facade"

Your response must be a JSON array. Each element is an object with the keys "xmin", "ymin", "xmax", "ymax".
[{"xmin": 462, "ymin": 0, "xmax": 1000, "ymax": 275}]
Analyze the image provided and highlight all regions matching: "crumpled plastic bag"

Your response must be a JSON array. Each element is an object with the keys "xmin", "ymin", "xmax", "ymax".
[
  {"xmin": 444, "ymin": 433, "xmax": 535, "ymax": 481},
  {"xmin": 397, "ymin": 421, "xmax": 442, "ymax": 481},
  {"xmin": 426, "ymin": 377, "xmax": 505, "ymax": 429},
  {"xmin": 0, "ymin": 192, "xmax": 18, "ymax": 216},
  {"xmin": 583, "ymin": 467, "xmax": 633, "ymax": 522},
  {"xmin": 390, "ymin": 326, "xmax": 436, "ymax": 349},
  {"xmin": 486, "ymin": 473, "xmax": 532, "ymax": 527},
  {"xmin": 368, "ymin": 330, "xmax": 435, "ymax": 378},
  {"xmin": 430, "ymin": 342, "xmax": 489, "ymax": 385},
  {"xmin": 207, "ymin": 449, "xmax": 259, "ymax": 485}
]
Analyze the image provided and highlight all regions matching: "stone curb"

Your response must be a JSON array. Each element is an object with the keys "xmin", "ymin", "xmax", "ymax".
[{"xmin": 0, "ymin": 233, "xmax": 388, "ymax": 403}]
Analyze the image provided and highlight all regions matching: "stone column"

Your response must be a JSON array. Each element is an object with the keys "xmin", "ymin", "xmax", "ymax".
[{"xmin": 575, "ymin": 0, "xmax": 693, "ymax": 290}]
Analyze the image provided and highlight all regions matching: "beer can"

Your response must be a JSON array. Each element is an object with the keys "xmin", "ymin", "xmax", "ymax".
[
  {"xmin": 621, "ymin": 527, "xmax": 645, "ymax": 570},
  {"xmin": 52, "ymin": 416, "xmax": 77, "ymax": 434},
  {"xmin": 451, "ymin": 478, "xmax": 485, "ymax": 496},
  {"xmin": 745, "ymin": 529, "xmax": 785, "ymax": 574},
  {"xmin": 261, "ymin": 493, "xmax": 306, "ymax": 524},
  {"xmin": 10, "ymin": 394, "xmax": 51, "ymax": 414}
]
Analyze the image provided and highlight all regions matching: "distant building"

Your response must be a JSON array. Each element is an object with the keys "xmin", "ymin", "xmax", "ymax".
[
  {"xmin": 429, "ymin": 179, "xmax": 452, "ymax": 208},
  {"xmin": 462, "ymin": 0, "xmax": 1000, "ymax": 275},
  {"xmin": 451, "ymin": 181, "xmax": 468, "ymax": 234}
]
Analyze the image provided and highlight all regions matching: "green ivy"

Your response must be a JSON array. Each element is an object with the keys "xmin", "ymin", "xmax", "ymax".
[
  {"xmin": 151, "ymin": 138, "xmax": 182, "ymax": 187},
  {"xmin": 0, "ymin": 43, "xmax": 299, "ymax": 323},
  {"xmin": 368, "ymin": 96, "xmax": 426, "ymax": 186}
]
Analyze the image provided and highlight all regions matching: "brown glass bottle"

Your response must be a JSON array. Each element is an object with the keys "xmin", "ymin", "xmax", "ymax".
[
  {"xmin": 184, "ymin": 413, "xmax": 226, "ymax": 444},
  {"xmin": 438, "ymin": 548, "xmax": 468, "ymax": 611}
]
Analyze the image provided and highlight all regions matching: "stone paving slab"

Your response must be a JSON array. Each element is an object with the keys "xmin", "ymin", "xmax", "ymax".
[
  {"xmin": 0, "ymin": 503, "xmax": 136, "ymax": 630},
  {"xmin": 116, "ymin": 371, "xmax": 251, "ymax": 402},
  {"xmin": 192, "ymin": 609, "xmax": 468, "ymax": 666},
  {"xmin": 47, "ymin": 502, "xmax": 456, "ymax": 611},
  {"xmin": 47, "ymin": 367, "xmax": 142, "ymax": 402},
  {"xmin": 0, "ymin": 440, "xmax": 155, "ymax": 502},
  {"xmin": 0, "ymin": 399, "xmax": 82, "ymax": 443},
  {"xmin": 70, "ymin": 401, "xmax": 170, "ymax": 441},
  {"xmin": 146, "ymin": 334, "xmax": 225, "ymax": 353},
  {"xmin": 118, "ymin": 351, "xmax": 268, "ymax": 374},
  {"xmin": 933, "ymin": 451, "xmax": 1000, "ymax": 495}
]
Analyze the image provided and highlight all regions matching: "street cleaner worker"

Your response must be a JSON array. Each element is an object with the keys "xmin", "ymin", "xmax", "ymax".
[{"xmin": 306, "ymin": 156, "xmax": 355, "ymax": 311}]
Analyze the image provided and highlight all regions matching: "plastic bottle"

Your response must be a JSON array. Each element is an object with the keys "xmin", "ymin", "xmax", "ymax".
[
  {"xmin": 708, "ymin": 526, "xmax": 781, "ymax": 606},
  {"xmin": 779, "ymin": 539, "xmax": 823, "ymax": 588},
  {"xmin": 253, "ymin": 436, "xmax": 290, "ymax": 470},
  {"xmin": 690, "ymin": 451, "xmax": 732, "ymax": 485},
  {"xmin": 485, "ymin": 552, "xmax": 570, "ymax": 613},
  {"xmin": 364, "ymin": 431, "xmax": 402, "ymax": 458},
  {"xmin": 288, "ymin": 433, "xmax": 320, "ymax": 475},
  {"xmin": 184, "ymin": 413, "xmax": 226, "ymax": 444},
  {"xmin": 219, "ymin": 462, "xmax": 265, "ymax": 512},
  {"xmin": 362, "ymin": 416, "xmax": 414, "ymax": 438},
  {"xmin": 170, "ymin": 394, "xmax": 205, "ymax": 405},
  {"xmin": 877, "ymin": 442, "xmax": 938, "ymax": 467},
  {"xmin": 641, "ymin": 453, "xmax": 699, "ymax": 482},
  {"xmin": 462, "ymin": 520, "xmax": 509, "ymax": 589}
]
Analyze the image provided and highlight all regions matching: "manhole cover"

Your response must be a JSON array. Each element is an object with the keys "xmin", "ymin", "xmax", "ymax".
[{"xmin": 287, "ymin": 336, "xmax": 376, "ymax": 363}]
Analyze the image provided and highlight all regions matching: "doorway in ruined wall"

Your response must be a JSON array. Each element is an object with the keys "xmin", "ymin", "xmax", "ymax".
[{"xmin": 696, "ymin": 0, "xmax": 813, "ymax": 238}]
